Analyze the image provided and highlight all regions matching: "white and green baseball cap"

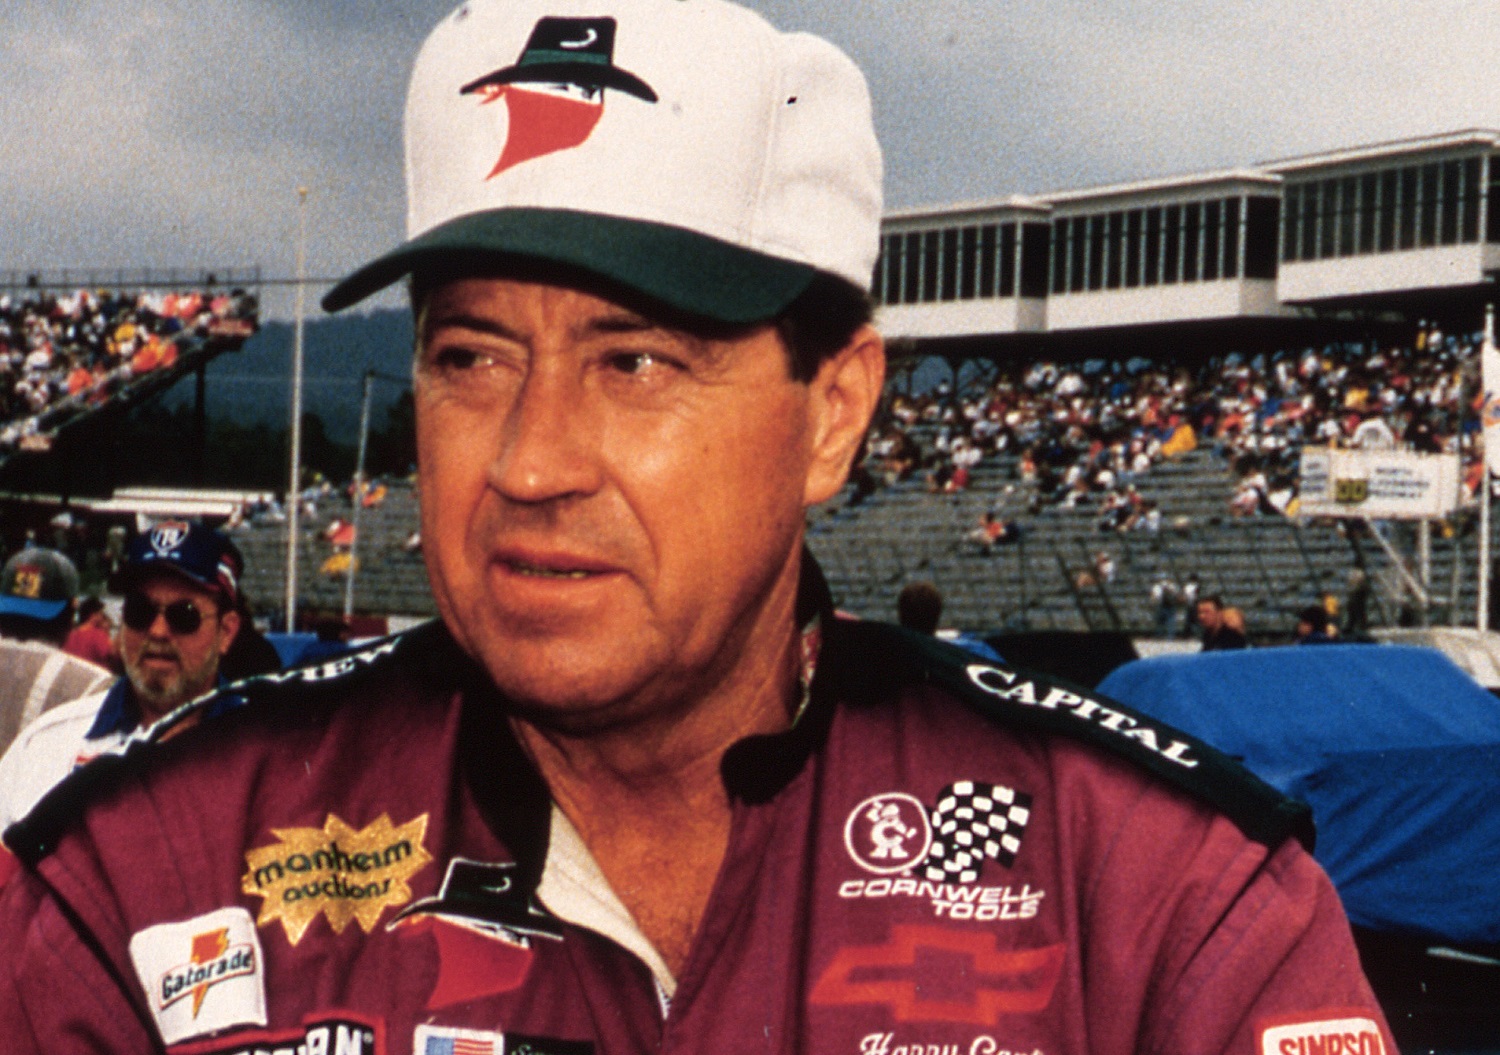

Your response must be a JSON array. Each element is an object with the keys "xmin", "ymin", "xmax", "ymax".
[{"xmin": 322, "ymin": 0, "xmax": 883, "ymax": 323}]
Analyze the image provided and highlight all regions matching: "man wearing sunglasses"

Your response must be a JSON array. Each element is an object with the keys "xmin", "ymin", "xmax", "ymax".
[{"xmin": 0, "ymin": 521, "xmax": 243, "ymax": 833}]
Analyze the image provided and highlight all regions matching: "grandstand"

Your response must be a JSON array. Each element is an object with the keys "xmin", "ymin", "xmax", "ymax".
[
  {"xmin": 7, "ymin": 131, "xmax": 1500, "ymax": 642},
  {"xmin": 0, "ymin": 270, "xmax": 259, "ymax": 475},
  {"xmin": 807, "ymin": 128, "xmax": 1500, "ymax": 639}
]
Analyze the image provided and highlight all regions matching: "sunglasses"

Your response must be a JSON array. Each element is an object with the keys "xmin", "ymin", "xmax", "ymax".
[{"xmin": 121, "ymin": 594, "xmax": 215, "ymax": 635}]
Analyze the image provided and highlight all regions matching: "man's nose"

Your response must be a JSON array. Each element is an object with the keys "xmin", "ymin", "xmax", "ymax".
[
  {"xmin": 136, "ymin": 609, "xmax": 175, "ymax": 640},
  {"xmin": 485, "ymin": 362, "xmax": 604, "ymax": 503}
]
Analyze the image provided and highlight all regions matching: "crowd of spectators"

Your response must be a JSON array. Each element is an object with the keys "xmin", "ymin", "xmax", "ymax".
[
  {"xmin": 0, "ymin": 286, "xmax": 258, "ymax": 456},
  {"xmin": 856, "ymin": 322, "xmax": 1478, "ymax": 531}
]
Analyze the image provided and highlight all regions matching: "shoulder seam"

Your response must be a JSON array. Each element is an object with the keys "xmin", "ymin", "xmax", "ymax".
[{"xmin": 821, "ymin": 619, "xmax": 1313, "ymax": 850}]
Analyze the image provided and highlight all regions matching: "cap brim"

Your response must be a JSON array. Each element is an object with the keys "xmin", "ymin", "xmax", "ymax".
[
  {"xmin": 112, "ymin": 561, "xmax": 226, "ymax": 602},
  {"xmin": 322, "ymin": 209, "xmax": 816, "ymax": 324},
  {"xmin": 0, "ymin": 595, "xmax": 68, "ymax": 621}
]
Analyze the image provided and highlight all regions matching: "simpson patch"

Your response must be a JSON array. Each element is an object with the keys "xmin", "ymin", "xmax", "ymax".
[{"xmin": 1260, "ymin": 1014, "xmax": 1386, "ymax": 1055}]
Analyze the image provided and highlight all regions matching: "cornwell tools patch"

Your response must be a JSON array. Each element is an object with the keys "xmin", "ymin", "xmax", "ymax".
[
  {"xmin": 841, "ymin": 784, "xmax": 1043, "ymax": 921},
  {"xmin": 241, "ymin": 813, "xmax": 432, "ymax": 945}
]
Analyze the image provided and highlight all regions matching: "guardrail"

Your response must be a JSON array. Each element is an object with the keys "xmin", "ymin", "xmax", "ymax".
[{"xmin": 0, "ymin": 267, "xmax": 263, "ymax": 291}]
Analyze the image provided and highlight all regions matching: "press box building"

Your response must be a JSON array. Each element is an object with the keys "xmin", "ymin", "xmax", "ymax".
[{"xmin": 874, "ymin": 129, "xmax": 1500, "ymax": 358}]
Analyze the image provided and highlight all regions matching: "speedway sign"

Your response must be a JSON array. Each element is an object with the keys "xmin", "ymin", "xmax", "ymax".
[{"xmin": 1297, "ymin": 447, "xmax": 1459, "ymax": 520}]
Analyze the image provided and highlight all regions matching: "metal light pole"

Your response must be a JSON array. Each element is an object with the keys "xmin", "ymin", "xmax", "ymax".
[
  {"xmin": 343, "ymin": 371, "xmax": 374, "ymax": 618},
  {"xmin": 1480, "ymin": 304, "xmax": 1495, "ymax": 631},
  {"xmin": 284, "ymin": 186, "xmax": 309, "ymax": 633}
]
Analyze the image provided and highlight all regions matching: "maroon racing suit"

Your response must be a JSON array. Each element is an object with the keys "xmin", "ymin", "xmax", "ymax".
[{"xmin": 0, "ymin": 568, "xmax": 1393, "ymax": 1055}]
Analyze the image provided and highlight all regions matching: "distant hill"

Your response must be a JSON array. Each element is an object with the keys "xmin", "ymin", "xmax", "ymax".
[{"xmin": 166, "ymin": 308, "xmax": 415, "ymax": 443}]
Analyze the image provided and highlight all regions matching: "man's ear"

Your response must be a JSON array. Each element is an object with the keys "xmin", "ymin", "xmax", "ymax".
[
  {"xmin": 218, "ymin": 607, "xmax": 242, "ymax": 655},
  {"xmin": 803, "ymin": 324, "xmax": 885, "ymax": 507}
]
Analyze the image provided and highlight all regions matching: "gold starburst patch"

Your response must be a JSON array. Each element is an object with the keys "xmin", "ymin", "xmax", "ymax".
[{"xmin": 241, "ymin": 813, "xmax": 432, "ymax": 945}]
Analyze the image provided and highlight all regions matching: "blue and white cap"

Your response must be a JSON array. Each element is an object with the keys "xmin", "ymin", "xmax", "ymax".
[{"xmin": 116, "ymin": 521, "xmax": 243, "ymax": 606}]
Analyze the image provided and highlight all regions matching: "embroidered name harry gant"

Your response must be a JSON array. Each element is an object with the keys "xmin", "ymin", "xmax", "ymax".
[{"xmin": 241, "ymin": 813, "xmax": 433, "ymax": 945}]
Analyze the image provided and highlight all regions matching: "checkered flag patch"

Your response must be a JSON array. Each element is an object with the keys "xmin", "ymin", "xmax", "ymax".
[{"xmin": 923, "ymin": 781, "xmax": 1032, "ymax": 882}]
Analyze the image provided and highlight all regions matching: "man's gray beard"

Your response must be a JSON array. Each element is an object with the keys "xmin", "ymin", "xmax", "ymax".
[{"xmin": 127, "ymin": 664, "xmax": 184, "ymax": 715}]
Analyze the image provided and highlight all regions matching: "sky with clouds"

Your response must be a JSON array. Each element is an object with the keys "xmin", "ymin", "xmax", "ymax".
[{"xmin": 6, "ymin": 0, "xmax": 1500, "ymax": 319}]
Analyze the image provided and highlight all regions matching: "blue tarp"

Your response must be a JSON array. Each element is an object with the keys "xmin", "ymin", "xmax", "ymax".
[
  {"xmin": 1098, "ymin": 644, "xmax": 1500, "ymax": 944},
  {"xmin": 264, "ymin": 633, "xmax": 352, "ymax": 669}
]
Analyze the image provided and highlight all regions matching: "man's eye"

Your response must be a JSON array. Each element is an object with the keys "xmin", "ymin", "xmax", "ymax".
[
  {"xmin": 606, "ymin": 351, "xmax": 660, "ymax": 375},
  {"xmin": 427, "ymin": 347, "xmax": 488, "ymax": 371}
]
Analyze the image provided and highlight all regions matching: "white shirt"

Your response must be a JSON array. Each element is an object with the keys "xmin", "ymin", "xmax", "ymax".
[{"xmin": 0, "ymin": 686, "xmax": 125, "ymax": 837}]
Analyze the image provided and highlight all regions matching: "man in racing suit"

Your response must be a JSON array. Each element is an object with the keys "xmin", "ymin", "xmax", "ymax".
[{"xmin": 0, "ymin": 0, "xmax": 1393, "ymax": 1051}]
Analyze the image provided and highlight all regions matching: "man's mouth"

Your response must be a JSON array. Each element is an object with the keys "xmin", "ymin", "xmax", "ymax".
[{"xmin": 504, "ymin": 559, "xmax": 597, "ymax": 580}]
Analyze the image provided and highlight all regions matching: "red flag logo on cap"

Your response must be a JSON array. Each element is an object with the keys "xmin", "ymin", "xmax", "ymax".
[{"xmin": 461, "ymin": 16, "xmax": 657, "ymax": 178}]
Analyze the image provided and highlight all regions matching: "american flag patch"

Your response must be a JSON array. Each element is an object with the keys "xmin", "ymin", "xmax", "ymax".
[{"xmin": 415, "ymin": 1026, "xmax": 502, "ymax": 1055}]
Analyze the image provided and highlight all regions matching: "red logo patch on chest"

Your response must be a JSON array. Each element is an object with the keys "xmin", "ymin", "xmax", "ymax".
[{"xmin": 810, "ymin": 924, "xmax": 1064, "ymax": 1025}]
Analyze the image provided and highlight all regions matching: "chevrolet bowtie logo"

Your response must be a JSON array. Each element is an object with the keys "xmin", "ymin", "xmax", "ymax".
[{"xmin": 810, "ymin": 925, "xmax": 1065, "ymax": 1025}]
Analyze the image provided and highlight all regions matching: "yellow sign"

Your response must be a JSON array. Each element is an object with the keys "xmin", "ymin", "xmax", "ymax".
[{"xmin": 242, "ymin": 813, "xmax": 432, "ymax": 945}]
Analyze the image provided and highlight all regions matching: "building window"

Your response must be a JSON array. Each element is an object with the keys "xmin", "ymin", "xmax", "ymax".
[
  {"xmin": 1418, "ymin": 163, "xmax": 1439, "ymax": 248},
  {"xmin": 955, "ymin": 226, "xmax": 974, "ymax": 299},
  {"xmin": 938, "ymin": 228, "xmax": 958, "ymax": 301},
  {"xmin": 1051, "ymin": 218, "xmax": 1069, "ymax": 294},
  {"xmin": 1125, "ymin": 209, "xmax": 1144, "ymax": 288},
  {"xmin": 1398, "ymin": 168, "xmax": 1418, "ymax": 249},
  {"xmin": 1316, "ymin": 181, "xmax": 1336, "ymax": 259},
  {"xmin": 921, "ymin": 230, "xmax": 940, "ymax": 301},
  {"xmin": 1245, "ymin": 196, "xmax": 1279, "ymax": 279},
  {"xmin": 1462, "ymin": 156, "xmax": 1481, "ymax": 243},
  {"xmin": 874, "ymin": 233, "xmax": 894, "ymax": 304},
  {"xmin": 1020, "ymin": 223, "xmax": 1051, "ymax": 299},
  {"xmin": 902, "ymin": 232, "xmax": 921, "ymax": 303},
  {"xmin": 1070, "ymin": 217, "xmax": 1087, "ymax": 292},
  {"xmin": 1290, "ymin": 184, "xmax": 1302, "ymax": 262},
  {"xmin": 978, "ymin": 224, "xmax": 998, "ymax": 297},
  {"xmin": 1105, "ymin": 211, "xmax": 1124, "ymax": 289},
  {"xmin": 1000, "ymin": 223, "xmax": 1019, "ymax": 297},
  {"xmin": 1440, "ymin": 160, "xmax": 1461, "ymax": 245},
  {"xmin": 1202, "ymin": 199, "xmax": 1222, "ymax": 280},
  {"xmin": 1087, "ymin": 214, "xmax": 1106, "ymax": 290},
  {"xmin": 1379, "ymin": 170, "xmax": 1398, "ymax": 252},
  {"xmin": 1223, "ymin": 197, "xmax": 1241, "ymax": 279},
  {"xmin": 1144, "ymin": 207, "xmax": 1163, "ymax": 285},
  {"xmin": 1300, "ymin": 183, "xmax": 1319, "ymax": 261},
  {"xmin": 1336, "ymin": 176, "xmax": 1357, "ymax": 256},
  {"xmin": 1282, "ymin": 185, "xmax": 1301, "ymax": 262},
  {"xmin": 1163, "ymin": 205, "xmax": 1182, "ymax": 283},
  {"xmin": 1182, "ymin": 201, "xmax": 1202, "ymax": 282},
  {"xmin": 1358, "ymin": 173, "xmax": 1377, "ymax": 254},
  {"xmin": 1488, "ymin": 155, "xmax": 1500, "ymax": 243}
]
